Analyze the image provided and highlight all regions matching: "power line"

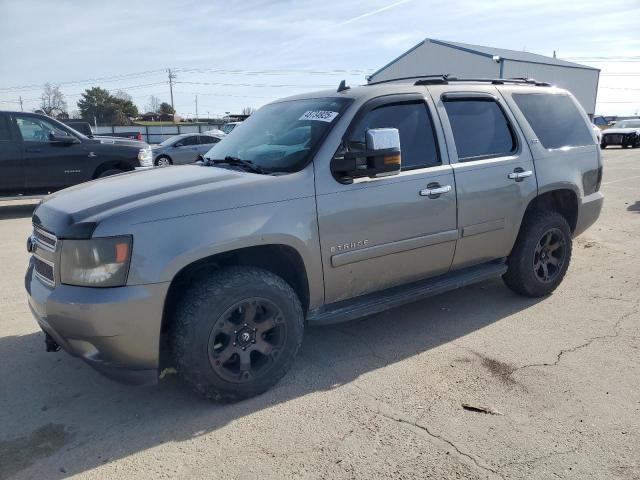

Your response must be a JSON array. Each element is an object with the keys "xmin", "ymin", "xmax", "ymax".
[{"xmin": 176, "ymin": 80, "xmax": 335, "ymax": 88}]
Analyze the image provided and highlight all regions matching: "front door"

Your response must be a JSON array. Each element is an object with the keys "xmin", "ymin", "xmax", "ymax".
[
  {"xmin": 315, "ymin": 94, "xmax": 458, "ymax": 303},
  {"xmin": 15, "ymin": 115, "xmax": 88, "ymax": 192},
  {"xmin": 428, "ymin": 85, "xmax": 538, "ymax": 269},
  {"xmin": 172, "ymin": 135, "xmax": 202, "ymax": 164}
]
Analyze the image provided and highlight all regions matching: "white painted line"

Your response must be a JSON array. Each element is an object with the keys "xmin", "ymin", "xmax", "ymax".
[{"xmin": 602, "ymin": 175, "xmax": 640, "ymax": 186}]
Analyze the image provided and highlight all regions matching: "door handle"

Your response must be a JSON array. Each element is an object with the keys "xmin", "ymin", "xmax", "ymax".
[
  {"xmin": 419, "ymin": 184, "xmax": 452, "ymax": 198},
  {"xmin": 507, "ymin": 169, "xmax": 533, "ymax": 182}
]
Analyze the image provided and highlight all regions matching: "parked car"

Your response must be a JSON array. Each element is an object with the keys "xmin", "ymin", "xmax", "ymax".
[
  {"xmin": 62, "ymin": 120, "xmax": 144, "ymax": 142},
  {"xmin": 203, "ymin": 128, "xmax": 226, "ymax": 138},
  {"xmin": 221, "ymin": 121, "xmax": 241, "ymax": 134},
  {"xmin": 600, "ymin": 119, "xmax": 640, "ymax": 149},
  {"xmin": 26, "ymin": 78, "xmax": 603, "ymax": 401},
  {"xmin": 592, "ymin": 123, "xmax": 602, "ymax": 143},
  {"xmin": 0, "ymin": 111, "xmax": 152, "ymax": 197},
  {"xmin": 151, "ymin": 133, "xmax": 222, "ymax": 166}
]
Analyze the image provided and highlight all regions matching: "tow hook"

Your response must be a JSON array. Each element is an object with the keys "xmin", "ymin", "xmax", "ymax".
[{"xmin": 45, "ymin": 333, "xmax": 61, "ymax": 352}]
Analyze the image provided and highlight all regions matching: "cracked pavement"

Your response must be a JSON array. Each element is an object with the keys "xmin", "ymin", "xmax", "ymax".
[{"xmin": 1, "ymin": 149, "xmax": 639, "ymax": 479}]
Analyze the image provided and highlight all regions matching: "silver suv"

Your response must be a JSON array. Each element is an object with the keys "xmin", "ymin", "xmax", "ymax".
[{"xmin": 26, "ymin": 77, "xmax": 604, "ymax": 401}]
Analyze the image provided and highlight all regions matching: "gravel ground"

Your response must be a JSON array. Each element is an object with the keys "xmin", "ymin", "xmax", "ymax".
[{"xmin": 0, "ymin": 148, "xmax": 638, "ymax": 480}]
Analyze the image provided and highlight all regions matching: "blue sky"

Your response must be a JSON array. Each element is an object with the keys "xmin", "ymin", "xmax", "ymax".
[{"xmin": 1, "ymin": 0, "xmax": 639, "ymax": 117}]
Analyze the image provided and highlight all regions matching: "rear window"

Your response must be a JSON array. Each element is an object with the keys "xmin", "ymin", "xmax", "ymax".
[
  {"xmin": 443, "ymin": 100, "xmax": 516, "ymax": 160},
  {"xmin": 513, "ymin": 93, "xmax": 593, "ymax": 149}
]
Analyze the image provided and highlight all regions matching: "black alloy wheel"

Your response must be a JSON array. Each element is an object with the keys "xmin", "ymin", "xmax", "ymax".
[
  {"xmin": 208, "ymin": 297, "xmax": 287, "ymax": 383},
  {"xmin": 533, "ymin": 228, "xmax": 566, "ymax": 284}
]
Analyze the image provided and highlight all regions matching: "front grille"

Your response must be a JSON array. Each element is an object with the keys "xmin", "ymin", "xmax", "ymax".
[
  {"xmin": 33, "ymin": 226, "xmax": 57, "ymax": 251},
  {"xmin": 33, "ymin": 256, "xmax": 55, "ymax": 287},
  {"xmin": 604, "ymin": 134, "xmax": 623, "ymax": 144}
]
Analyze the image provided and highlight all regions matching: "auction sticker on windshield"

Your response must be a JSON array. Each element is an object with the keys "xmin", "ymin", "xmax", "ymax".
[{"xmin": 299, "ymin": 111, "xmax": 339, "ymax": 122}]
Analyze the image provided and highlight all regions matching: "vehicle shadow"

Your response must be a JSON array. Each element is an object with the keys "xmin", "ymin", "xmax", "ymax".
[
  {"xmin": 0, "ymin": 279, "xmax": 542, "ymax": 479},
  {"xmin": 628, "ymin": 201, "xmax": 640, "ymax": 213},
  {"xmin": 0, "ymin": 202, "xmax": 38, "ymax": 221}
]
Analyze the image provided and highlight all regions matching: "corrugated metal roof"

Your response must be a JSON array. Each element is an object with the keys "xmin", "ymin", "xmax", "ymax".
[
  {"xmin": 431, "ymin": 39, "xmax": 598, "ymax": 70},
  {"xmin": 369, "ymin": 38, "xmax": 598, "ymax": 80}
]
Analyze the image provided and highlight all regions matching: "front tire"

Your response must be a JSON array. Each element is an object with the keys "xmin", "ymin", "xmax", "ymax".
[
  {"xmin": 172, "ymin": 267, "xmax": 304, "ymax": 402},
  {"xmin": 600, "ymin": 143, "xmax": 606, "ymax": 150},
  {"xmin": 155, "ymin": 155, "xmax": 173, "ymax": 166},
  {"xmin": 97, "ymin": 169, "xmax": 125, "ymax": 178},
  {"xmin": 503, "ymin": 211, "xmax": 572, "ymax": 297}
]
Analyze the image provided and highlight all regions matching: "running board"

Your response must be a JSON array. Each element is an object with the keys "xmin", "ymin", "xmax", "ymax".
[{"xmin": 307, "ymin": 260, "xmax": 507, "ymax": 325}]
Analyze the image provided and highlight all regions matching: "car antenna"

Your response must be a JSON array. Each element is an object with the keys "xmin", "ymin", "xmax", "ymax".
[{"xmin": 337, "ymin": 80, "xmax": 350, "ymax": 92}]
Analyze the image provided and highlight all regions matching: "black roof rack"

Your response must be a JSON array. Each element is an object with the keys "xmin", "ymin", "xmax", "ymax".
[{"xmin": 368, "ymin": 75, "xmax": 551, "ymax": 87}]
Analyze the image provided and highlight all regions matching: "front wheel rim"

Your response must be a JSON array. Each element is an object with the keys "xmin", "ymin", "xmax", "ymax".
[
  {"xmin": 533, "ymin": 228, "xmax": 566, "ymax": 284},
  {"xmin": 207, "ymin": 297, "xmax": 287, "ymax": 383},
  {"xmin": 156, "ymin": 158, "xmax": 171, "ymax": 166}
]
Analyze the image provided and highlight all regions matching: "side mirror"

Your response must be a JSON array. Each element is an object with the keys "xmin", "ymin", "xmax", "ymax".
[
  {"xmin": 49, "ymin": 131, "xmax": 79, "ymax": 144},
  {"xmin": 331, "ymin": 128, "xmax": 401, "ymax": 183},
  {"xmin": 175, "ymin": 142, "xmax": 184, "ymax": 148}
]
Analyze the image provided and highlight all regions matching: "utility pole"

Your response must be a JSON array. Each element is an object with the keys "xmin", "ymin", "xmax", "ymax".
[
  {"xmin": 19, "ymin": 96, "xmax": 23, "ymax": 111},
  {"xmin": 167, "ymin": 68, "xmax": 177, "ymax": 123},
  {"xmin": 195, "ymin": 95, "xmax": 198, "ymax": 123}
]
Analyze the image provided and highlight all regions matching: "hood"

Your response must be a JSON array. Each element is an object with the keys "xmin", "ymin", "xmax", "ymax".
[
  {"xmin": 32, "ymin": 165, "xmax": 302, "ymax": 238},
  {"xmin": 603, "ymin": 127, "xmax": 640, "ymax": 135}
]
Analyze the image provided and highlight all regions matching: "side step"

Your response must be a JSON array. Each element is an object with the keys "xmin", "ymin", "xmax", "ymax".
[{"xmin": 307, "ymin": 260, "xmax": 507, "ymax": 325}]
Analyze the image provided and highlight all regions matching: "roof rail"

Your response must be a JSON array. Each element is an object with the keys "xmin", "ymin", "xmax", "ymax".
[{"xmin": 367, "ymin": 75, "xmax": 551, "ymax": 87}]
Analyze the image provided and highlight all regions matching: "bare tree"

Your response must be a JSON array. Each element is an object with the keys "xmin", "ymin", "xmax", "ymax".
[
  {"xmin": 241, "ymin": 106, "xmax": 256, "ymax": 116},
  {"xmin": 146, "ymin": 95, "xmax": 161, "ymax": 113},
  {"xmin": 114, "ymin": 90, "xmax": 133, "ymax": 102},
  {"xmin": 40, "ymin": 84, "xmax": 67, "ymax": 117}
]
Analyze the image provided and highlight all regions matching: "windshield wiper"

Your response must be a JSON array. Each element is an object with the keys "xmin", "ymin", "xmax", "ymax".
[{"xmin": 204, "ymin": 156, "xmax": 265, "ymax": 174}]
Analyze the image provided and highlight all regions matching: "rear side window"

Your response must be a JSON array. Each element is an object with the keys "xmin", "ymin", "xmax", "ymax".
[
  {"xmin": 444, "ymin": 99, "xmax": 516, "ymax": 160},
  {"xmin": 513, "ymin": 93, "xmax": 593, "ymax": 149},
  {"xmin": 349, "ymin": 102, "xmax": 440, "ymax": 170},
  {"xmin": 0, "ymin": 115, "xmax": 11, "ymax": 141},
  {"xmin": 199, "ymin": 135, "xmax": 220, "ymax": 145}
]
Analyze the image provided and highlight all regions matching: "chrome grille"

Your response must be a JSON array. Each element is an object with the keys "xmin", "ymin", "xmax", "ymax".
[
  {"xmin": 605, "ymin": 134, "xmax": 623, "ymax": 144},
  {"xmin": 33, "ymin": 226, "xmax": 57, "ymax": 252},
  {"xmin": 33, "ymin": 256, "xmax": 55, "ymax": 287}
]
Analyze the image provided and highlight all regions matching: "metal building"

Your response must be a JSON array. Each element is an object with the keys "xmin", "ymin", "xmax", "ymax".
[{"xmin": 368, "ymin": 38, "xmax": 600, "ymax": 116}]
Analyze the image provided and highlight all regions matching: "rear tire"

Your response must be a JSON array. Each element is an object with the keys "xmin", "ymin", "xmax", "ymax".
[
  {"xmin": 503, "ymin": 211, "xmax": 572, "ymax": 297},
  {"xmin": 97, "ymin": 169, "xmax": 125, "ymax": 178},
  {"xmin": 172, "ymin": 266, "xmax": 304, "ymax": 402},
  {"xmin": 600, "ymin": 143, "xmax": 606, "ymax": 150}
]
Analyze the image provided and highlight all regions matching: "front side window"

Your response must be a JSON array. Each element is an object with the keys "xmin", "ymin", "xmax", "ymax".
[
  {"xmin": 205, "ymin": 97, "xmax": 351, "ymax": 172},
  {"xmin": 16, "ymin": 116, "xmax": 70, "ymax": 142},
  {"xmin": 444, "ymin": 99, "xmax": 516, "ymax": 161},
  {"xmin": 513, "ymin": 93, "xmax": 593, "ymax": 149},
  {"xmin": 348, "ymin": 102, "xmax": 440, "ymax": 170}
]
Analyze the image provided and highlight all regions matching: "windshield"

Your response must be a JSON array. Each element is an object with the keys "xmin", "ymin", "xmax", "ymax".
[
  {"xmin": 204, "ymin": 97, "xmax": 351, "ymax": 172},
  {"xmin": 613, "ymin": 120, "xmax": 640, "ymax": 129}
]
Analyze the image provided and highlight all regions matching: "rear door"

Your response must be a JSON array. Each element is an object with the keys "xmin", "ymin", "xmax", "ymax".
[
  {"xmin": 15, "ymin": 114, "xmax": 88, "ymax": 192},
  {"xmin": 0, "ymin": 113, "xmax": 24, "ymax": 194},
  {"xmin": 172, "ymin": 135, "xmax": 201, "ymax": 164},
  {"xmin": 198, "ymin": 135, "xmax": 221, "ymax": 156},
  {"xmin": 315, "ymin": 94, "xmax": 458, "ymax": 303},
  {"xmin": 428, "ymin": 85, "xmax": 538, "ymax": 269}
]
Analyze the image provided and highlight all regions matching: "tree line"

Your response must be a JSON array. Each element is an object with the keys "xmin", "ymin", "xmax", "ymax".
[{"xmin": 38, "ymin": 84, "xmax": 176, "ymax": 124}]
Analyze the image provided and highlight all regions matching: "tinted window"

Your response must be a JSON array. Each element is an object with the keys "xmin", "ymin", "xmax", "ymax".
[
  {"xmin": 513, "ymin": 93, "xmax": 593, "ymax": 149},
  {"xmin": 179, "ymin": 135, "xmax": 199, "ymax": 146},
  {"xmin": 444, "ymin": 100, "xmax": 516, "ymax": 160},
  {"xmin": 0, "ymin": 115, "xmax": 11, "ymax": 141},
  {"xmin": 349, "ymin": 102, "xmax": 439, "ymax": 170},
  {"xmin": 199, "ymin": 135, "xmax": 220, "ymax": 145},
  {"xmin": 16, "ymin": 116, "xmax": 70, "ymax": 142}
]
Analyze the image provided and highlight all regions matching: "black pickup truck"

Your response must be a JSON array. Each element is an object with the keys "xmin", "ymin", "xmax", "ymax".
[
  {"xmin": 62, "ymin": 121, "xmax": 144, "ymax": 142},
  {"xmin": 0, "ymin": 111, "xmax": 153, "ymax": 197}
]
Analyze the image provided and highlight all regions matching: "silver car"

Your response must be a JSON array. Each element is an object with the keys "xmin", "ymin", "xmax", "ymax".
[{"xmin": 151, "ymin": 133, "xmax": 222, "ymax": 166}]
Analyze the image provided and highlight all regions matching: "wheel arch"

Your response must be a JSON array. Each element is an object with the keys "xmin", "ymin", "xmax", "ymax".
[
  {"xmin": 521, "ymin": 188, "xmax": 579, "ymax": 234},
  {"xmin": 92, "ymin": 160, "xmax": 133, "ymax": 178},
  {"xmin": 159, "ymin": 243, "xmax": 311, "ymax": 367}
]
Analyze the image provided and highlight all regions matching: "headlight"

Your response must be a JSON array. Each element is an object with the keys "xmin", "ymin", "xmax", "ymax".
[
  {"xmin": 138, "ymin": 147, "xmax": 153, "ymax": 167},
  {"xmin": 60, "ymin": 236, "xmax": 132, "ymax": 287}
]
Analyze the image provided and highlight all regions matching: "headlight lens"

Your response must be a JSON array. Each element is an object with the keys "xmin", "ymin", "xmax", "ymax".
[
  {"xmin": 60, "ymin": 236, "xmax": 132, "ymax": 287},
  {"xmin": 138, "ymin": 147, "xmax": 153, "ymax": 167}
]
